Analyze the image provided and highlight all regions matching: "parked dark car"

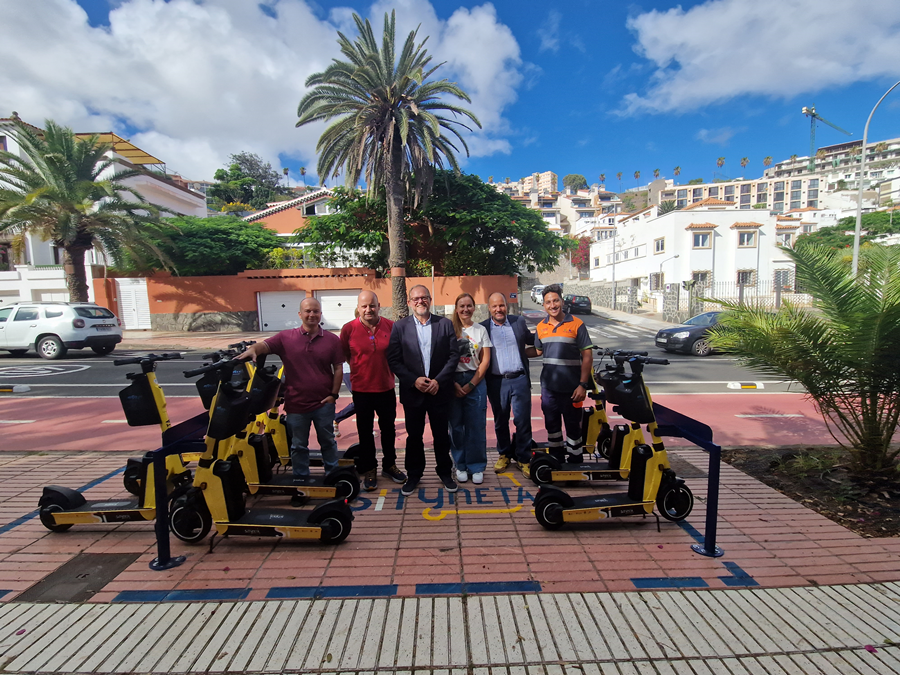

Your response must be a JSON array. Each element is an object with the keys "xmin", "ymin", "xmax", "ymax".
[
  {"xmin": 563, "ymin": 294, "xmax": 592, "ymax": 315},
  {"xmin": 655, "ymin": 311, "xmax": 721, "ymax": 356}
]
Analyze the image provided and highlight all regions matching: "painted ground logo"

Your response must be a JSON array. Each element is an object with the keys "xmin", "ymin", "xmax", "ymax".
[{"xmin": 0, "ymin": 364, "xmax": 91, "ymax": 378}]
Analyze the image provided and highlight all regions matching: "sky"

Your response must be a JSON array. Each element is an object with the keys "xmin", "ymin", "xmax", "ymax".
[{"xmin": 2, "ymin": 0, "xmax": 900, "ymax": 191}]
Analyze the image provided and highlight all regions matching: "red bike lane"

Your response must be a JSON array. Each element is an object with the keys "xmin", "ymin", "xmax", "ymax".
[{"xmin": 0, "ymin": 392, "xmax": 836, "ymax": 453}]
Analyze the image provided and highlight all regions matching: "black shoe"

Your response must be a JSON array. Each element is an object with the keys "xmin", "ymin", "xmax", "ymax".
[
  {"xmin": 400, "ymin": 475, "xmax": 421, "ymax": 496},
  {"xmin": 381, "ymin": 465, "xmax": 407, "ymax": 484},
  {"xmin": 363, "ymin": 469, "xmax": 378, "ymax": 492},
  {"xmin": 290, "ymin": 493, "xmax": 308, "ymax": 507},
  {"xmin": 439, "ymin": 474, "xmax": 458, "ymax": 493}
]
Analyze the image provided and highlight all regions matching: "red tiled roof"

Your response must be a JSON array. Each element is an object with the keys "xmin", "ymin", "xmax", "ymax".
[
  {"xmin": 776, "ymin": 223, "xmax": 801, "ymax": 230},
  {"xmin": 243, "ymin": 188, "xmax": 334, "ymax": 222},
  {"xmin": 682, "ymin": 198, "xmax": 736, "ymax": 211},
  {"xmin": 730, "ymin": 222, "xmax": 764, "ymax": 229},
  {"xmin": 685, "ymin": 222, "xmax": 718, "ymax": 230},
  {"xmin": 785, "ymin": 206, "xmax": 819, "ymax": 213}
]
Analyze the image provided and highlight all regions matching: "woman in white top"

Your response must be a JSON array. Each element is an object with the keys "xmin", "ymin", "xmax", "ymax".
[{"xmin": 449, "ymin": 293, "xmax": 493, "ymax": 484}]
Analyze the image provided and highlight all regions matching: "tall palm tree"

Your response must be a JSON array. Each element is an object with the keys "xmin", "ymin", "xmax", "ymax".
[
  {"xmin": 710, "ymin": 242, "xmax": 900, "ymax": 473},
  {"xmin": 790, "ymin": 154, "xmax": 798, "ymax": 163},
  {"xmin": 296, "ymin": 11, "xmax": 481, "ymax": 316},
  {"xmin": 298, "ymin": 166, "xmax": 307, "ymax": 187},
  {"xmin": 740, "ymin": 157, "xmax": 749, "ymax": 175},
  {"xmin": 634, "ymin": 170, "xmax": 640, "ymax": 187},
  {"xmin": 763, "ymin": 156, "xmax": 772, "ymax": 168},
  {"xmin": 716, "ymin": 157, "xmax": 725, "ymax": 170},
  {"xmin": 616, "ymin": 172, "xmax": 623, "ymax": 192},
  {"xmin": 599, "ymin": 173, "xmax": 606, "ymax": 184},
  {"xmin": 653, "ymin": 168, "xmax": 660, "ymax": 179},
  {"xmin": 0, "ymin": 119, "xmax": 168, "ymax": 301},
  {"xmin": 673, "ymin": 166, "xmax": 681, "ymax": 182}
]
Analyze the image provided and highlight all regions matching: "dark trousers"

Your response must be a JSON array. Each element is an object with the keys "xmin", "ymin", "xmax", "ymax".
[
  {"xmin": 402, "ymin": 397, "xmax": 453, "ymax": 479},
  {"xmin": 353, "ymin": 389, "xmax": 397, "ymax": 474},
  {"xmin": 486, "ymin": 373, "xmax": 533, "ymax": 462},
  {"xmin": 540, "ymin": 387, "xmax": 584, "ymax": 459}
]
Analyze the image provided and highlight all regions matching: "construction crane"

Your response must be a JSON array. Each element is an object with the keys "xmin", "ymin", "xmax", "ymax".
[{"xmin": 802, "ymin": 106, "xmax": 852, "ymax": 171}]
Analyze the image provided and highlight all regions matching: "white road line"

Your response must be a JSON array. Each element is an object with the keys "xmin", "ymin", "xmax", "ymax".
[
  {"xmin": 101, "ymin": 420, "xmax": 129, "ymax": 424},
  {"xmin": 0, "ymin": 420, "xmax": 35, "ymax": 424},
  {"xmin": 735, "ymin": 414, "xmax": 805, "ymax": 418}
]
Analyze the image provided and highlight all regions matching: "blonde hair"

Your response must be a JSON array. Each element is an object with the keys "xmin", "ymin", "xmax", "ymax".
[{"xmin": 452, "ymin": 293, "xmax": 475, "ymax": 338}]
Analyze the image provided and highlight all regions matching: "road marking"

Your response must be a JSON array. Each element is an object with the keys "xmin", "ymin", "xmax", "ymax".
[
  {"xmin": 101, "ymin": 419, "xmax": 129, "ymax": 424},
  {"xmin": 0, "ymin": 364, "xmax": 90, "ymax": 378},
  {"xmin": 0, "ymin": 384, "xmax": 30, "ymax": 393},
  {"xmin": 728, "ymin": 382, "xmax": 765, "ymax": 389},
  {"xmin": 375, "ymin": 489, "xmax": 387, "ymax": 511},
  {"xmin": 0, "ymin": 420, "xmax": 35, "ymax": 424},
  {"xmin": 735, "ymin": 414, "xmax": 805, "ymax": 418},
  {"xmin": 422, "ymin": 505, "xmax": 523, "ymax": 520}
]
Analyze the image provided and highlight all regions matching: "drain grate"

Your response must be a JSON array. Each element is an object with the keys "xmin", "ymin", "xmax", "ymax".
[{"xmin": 15, "ymin": 553, "xmax": 140, "ymax": 603}]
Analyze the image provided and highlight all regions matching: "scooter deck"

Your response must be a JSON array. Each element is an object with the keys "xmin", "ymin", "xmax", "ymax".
[
  {"xmin": 214, "ymin": 508, "xmax": 322, "ymax": 539},
  {"xmin": 563, "ymin": 493, "xmax": 653, "ymax": 522},
  {"xmin": 51, "ymin": 498, "xmax": 155, "ymax": 525},
  {"xmin": 551, "ymin": 461, "xmax": 628, "ymax": 482},
  {"xmin": 246, "ymin": 473, "xmax": 339, "ymax": 498}
]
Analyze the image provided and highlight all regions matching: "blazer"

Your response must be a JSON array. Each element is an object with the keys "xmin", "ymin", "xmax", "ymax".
[
  {"xmin": 387, "ymin": 314, "xmax": 460, "ymax": 406},
  {"xmin": 480, "ymin": 313, "xmax": 535, "ymax": 386}
]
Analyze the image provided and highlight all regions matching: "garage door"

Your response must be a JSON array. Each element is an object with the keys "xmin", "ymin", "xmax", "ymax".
[
  {"xmin": 258, "ymin": 292, "xmax": 305, "ymax": 331},
  {"xmin": 315, "ymin": 289, "xmax": 361, "ymax": 330}
]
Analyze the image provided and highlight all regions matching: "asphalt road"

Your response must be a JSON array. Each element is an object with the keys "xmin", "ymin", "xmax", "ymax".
[{"xmin": 0, "ymin": 299, "xmax": 793, "ymax": 398}]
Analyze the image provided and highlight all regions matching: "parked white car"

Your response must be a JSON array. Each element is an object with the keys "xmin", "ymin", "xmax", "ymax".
[
  {"xmin": 0, "ymin": 302, "xmax": 123, "ymax": 359},
  {"xmin": 530, "ymin": 285, "xmax": 546, "ymax": 303}
]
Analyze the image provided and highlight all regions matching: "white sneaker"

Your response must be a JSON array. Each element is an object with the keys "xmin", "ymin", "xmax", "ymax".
[
  {"xmin": 472, "ymin": 472, "xmax": 484, "ymax": 485},
  {"xmin": 333, "ymin": 422, "xmax": 341, "ymax": 438},
  {"xmin": 455, "ymin": 469, "xmax": 468, "ymax": 483}
]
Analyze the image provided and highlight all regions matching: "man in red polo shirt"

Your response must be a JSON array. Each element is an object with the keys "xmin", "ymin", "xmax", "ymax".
[
  {"xmin": 238, "ymin": 297, "xmax": 344, "ymax": 498},
  {"xmin": 340, "ymin": 290, "xmax": 405, "ymax": 491}
]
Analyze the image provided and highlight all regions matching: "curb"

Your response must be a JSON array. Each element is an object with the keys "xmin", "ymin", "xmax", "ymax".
[{"xmin": 0, "ymin": 384, "xmax": 31, "ymax": 393}]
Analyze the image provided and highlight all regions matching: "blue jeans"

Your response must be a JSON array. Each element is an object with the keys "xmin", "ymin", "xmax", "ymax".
[
  {"xmin": 286, "ymin": 402, "xmax": 338, "ymax": 479},
  {"xmin": 448, "ymin": 372, "xmax": 488, "ymax": 474},
  {"xmin": 485, "ymin": 372, "xmax": 533, "ymax": 462}
]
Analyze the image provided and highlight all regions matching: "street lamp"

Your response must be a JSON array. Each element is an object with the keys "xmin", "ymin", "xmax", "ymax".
[
  {"xmin": 659, "ymin": 253, "xmax": 680, "ymax": 282},
  {"xmin": 852, "ymin": 80, "xmax": 900, "ymax": 276}
]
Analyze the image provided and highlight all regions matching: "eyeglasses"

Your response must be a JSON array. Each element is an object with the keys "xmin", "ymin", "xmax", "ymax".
[{"xmin": 410, "ymin": 296, "xmax": 431, "ymax": 303}]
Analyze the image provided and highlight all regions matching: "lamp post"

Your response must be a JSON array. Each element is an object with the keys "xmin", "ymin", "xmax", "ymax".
[
  {"xmin": 659, "ymin": 253, "xmax": 680, "ymax": 283},
  {"xmin": 853, "ymin": 80, "xmax": 900, "ymax": 276}
]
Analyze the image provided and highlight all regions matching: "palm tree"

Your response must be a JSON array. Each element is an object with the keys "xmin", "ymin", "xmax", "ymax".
[
  {"xmin": 505, "ymin": 177, "xmax": 511, "ymax": 185},
  {"xmin": 634, "ymin": 170, "xmax": 640, "ymax": 187},
  {"xmin": 710, "ymin": 242, "xmax": 900, "ymax": 473},
  {"xmin": 653, "ymin": 168, "xmax": 660, "ymax": 179},
  {"xmin": 298, "ymin": 166, "xmax": 307, "ymax": 187},
  {"xmin": 673, "ymin": 166, "xmax": 681, "ymax": 183},
  {"xmin": 740, "ymin": 157, "xmax": 749, "ymax": 175},
  {"xmin": 487, "ymin": 175, "xmax": 493, "ymax": 184},
  {"xmin": 790, "ymin": 154, "xmax": 798, "ymax": 163},
  {"xmin": 599, "ymin": 173, "xmax": 606, "ymax": 184},
  {"xmin": 296, "ymin": 11, "xmax": 481, "ymax": 316},
  {"xmin": 659, "ymin": 200, "xmax": 677, "ymax": 214},
  {"xmin": 763, "ymin": 156, "xmax": 772, "ymax": 168},
  {"xmin": 716, "ymin": 157, "xmax": 725, "ymax": 170},
  {"xmin": 0, "ymin": 119, "xmax": 168, "ymax": 301},
  {"xmin": 616, "ymin": 172, "xmax": 623, "ymax": 191}
]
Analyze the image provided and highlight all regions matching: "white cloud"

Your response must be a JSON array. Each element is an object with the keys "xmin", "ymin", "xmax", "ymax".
[
  {"xmin": 536, "ymin": 10, "xmax": 561, "ymax": 53},
  {"xmin": 620, "ymin": 0, "xmax": 900, "ymax": 114},
  {"xmin": 695, "ymin": 127, "xmax": 741, "ymax": 145},
  {"xmin": 0, "ymin": 0, "xmax": 524, "ymax": 179}
]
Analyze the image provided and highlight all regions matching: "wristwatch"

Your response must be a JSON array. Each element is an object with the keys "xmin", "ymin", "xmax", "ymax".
[
  {"xmin": 330, "ymin": 392, "xmax": 340, "ymax": 399},
  {"xmin": 578, "ymin": 381, "xmax": 592, "ymax": 389}
]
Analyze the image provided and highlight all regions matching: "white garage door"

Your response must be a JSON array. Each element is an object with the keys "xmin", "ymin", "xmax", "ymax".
[
  {"xmin": 315, "ymin": 289, "xmax": 361, "ymax": 330},
  {"xmin": 258, "ymin": 292, "xmax": 305, "ymax": 331},
  {"xmin": 115, "ymin": 278, "xmax": 151, "ymax": 329}
]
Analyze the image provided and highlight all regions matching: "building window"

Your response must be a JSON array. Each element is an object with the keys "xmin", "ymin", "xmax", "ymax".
[
  {"xmin": 654, "ymin": 237, "xmax": 665, "ymax": 253},
  {"xmin": 774, "ymin": 201, "xmax": 784, "ymax": 213},
  {"xmin": 803, "ymin": 223, "xmax": 813, "ymax": 234},
  {"xmin": 738, "ymin": 231, "xmax": 756, "ymax": 247},
  {"xmin": 737, "ymin": 269, "xmax": 756, "ymax": 286},
  {"xmin": 593, "ymin": 256, "xmax": 600, "ymax": 267},
  {"xmin": 692, "ymin": 188, "xmax": 703, "ymax": 199},
  {"xmin": 725, "ymin": 186, "xmax": 735, "ymax": 197},
  {"xmin": 790, "ymin": 190, "xmax": 801, "ymax": 200},
  {"xmin": 709, "ymin": 186, "xmax": 719, "ymax": 197},
  {"xmin": 809, "ymin": 179, "xmax": 819, "ymax": 188},
  {"xmin": 757, "ymin": 183, "xmax": 767, "ymax": 194},
  {"xmin": 677, "ymin": 199, "xmax": 687, "ymax": 208},
  {"xmin": 622, "ymin": 250, "xmax": 628, "ymax": 260},
  {"xmin": 740, "ymin": 195, "xmax": 751, "ymax": 206},
  {"xmin": 774, "ymin": 269, "xmax": 792, "ymax": 291},
  {"xmin": 807, "ymin": 200, "xmax": 818, "ymax": 208},
  {"xmin": 774, "ymin": 181, "xmax": 784, "ymax": 191},
  {"xmin": 778, "ymin": 232, "xmax": 793, "ymax": 246},
  {"xmin": 633, "ymin": 247, "xmax": 639, "ymax": 257},
  {"xmin": 791, "ymin": 180, "xmax": 801, "ymax": 189},
  {"xmin": 741, "ymin": 184, "xmax": 751, "ymax": 194},
  {"xmin": 693, "ymin": 232, "xmax": 711, "ymax": 248},
  {"xmin": 790, "ymin": 200, "xmax": 801, "ymax": 209},
  {"xmin": 692, "ymin": 271, "xmax": 709, "ymax": 287},
  {"xmin": 808, "ymin": 189, "xmax": 818, "ymax": 199},
  {"xmin": 677, "ymin": 189, "xmax": 687, "ymax": 199},
  {"xmin": 304, "ymin": 204, "xmax": 316, "ymax": 216},
  {"xmin": 650, "ymin": 273, "xmax": 664, "ymax": 290}
]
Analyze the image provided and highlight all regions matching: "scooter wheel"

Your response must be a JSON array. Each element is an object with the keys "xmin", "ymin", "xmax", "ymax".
[
  {"xmin": 319, "ymin": 512, "xmax": 352, "ymax": 544},
  {"xmin": 531, "ymin": 458, "xmax": 555, "ymax": 486},
  {"xmin": 533, "ymin": 495, "xmax": 566, "ymax": 530},
  {"xmin": 598, "ymin": 435, "xmax": 612, "ymax": 460},
  {"xmin": 169, "ymin": 498, "xmax": 212, "ymax": 543},
  {"xmin": 657, "ymin": 484, "xmax": 694, "ymax": 522},
  {"xmin": 123, "ymin": 465, "xmax": 142, "ymax": 496},
  {"xmin": 39, "ymin": 504, "xmax": 72, "ymax": 532},
  {"xmin": 333, "ymin": 477, "xmax": 360, "ymax": 502}
]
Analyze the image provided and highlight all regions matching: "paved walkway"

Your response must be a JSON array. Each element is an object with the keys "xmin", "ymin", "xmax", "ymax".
[{"xmin": 1, "ymin": 307, "xmax": 899, "ymax": 673}]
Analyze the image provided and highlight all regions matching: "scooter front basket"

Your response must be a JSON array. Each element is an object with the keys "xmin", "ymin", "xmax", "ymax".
[{"xmin": 118, "ymin": 377, "xmax": 163, "ymax": 426}]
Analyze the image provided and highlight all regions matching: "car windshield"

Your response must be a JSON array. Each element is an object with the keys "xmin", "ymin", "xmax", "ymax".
[
  {"xmin": 682, "ymin": 312, "xmax": 719, "ymax": 327},
  {"xmin": 74, "ymin": 306, "xmax": 115, "ymax": 319},
  {"xmin": 574, "ymin": 296, "xmax": 589, "ymax": 302}
]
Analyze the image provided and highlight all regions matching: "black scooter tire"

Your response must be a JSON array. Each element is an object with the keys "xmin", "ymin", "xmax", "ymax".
[
  {"xmin": 530, "ymin": 458, "xmax": 555, "ymax": 486},
  {"xmin": 169, "ymin": 498, "xmax": 212, "ymax": 543},
  {"xmin": 533, "ymin": 494, "xmax": 566, "ymax": 530},
  {"xmin": 657, "ymin": 484, "xmax": 694, "ymax": 522},
  {"xmin": 39, "ymin": 504, "xmax": 72, "ymax": 532},
  {"xmin": 598, "ymin": 434, "xmax": 612, "ymax": 460},
  {"xmin": 123, "ymin": 465, "xmax": 142, "ymax": 496},
  {"xmin": 319, "ymin": 512, "xmax": 352, "ymax": 543}
]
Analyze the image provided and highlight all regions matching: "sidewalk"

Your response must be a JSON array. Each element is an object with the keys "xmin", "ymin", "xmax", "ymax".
[{"xmin": 3, "ymin": 310, "xmax": 900, "ymax": 673}]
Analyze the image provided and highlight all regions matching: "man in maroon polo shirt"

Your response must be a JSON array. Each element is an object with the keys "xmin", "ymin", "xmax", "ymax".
[
  {"xmin": 238, "ymin": 297, "xmax": 343, "ymax": 497},
  {"xmin": 340, "ymin": 290, "xmax": 406, "ymax": 491}
]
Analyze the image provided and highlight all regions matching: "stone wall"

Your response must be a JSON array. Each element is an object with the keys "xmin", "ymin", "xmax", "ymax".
[{"xmin": 151, "ymin": 311, "xmax": 258, "ymax": 332}]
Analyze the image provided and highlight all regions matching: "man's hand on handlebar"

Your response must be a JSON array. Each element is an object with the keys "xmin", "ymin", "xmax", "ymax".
[{"xmin": 235, "ymin": 342, "xmax": 270, "ymax": 363}]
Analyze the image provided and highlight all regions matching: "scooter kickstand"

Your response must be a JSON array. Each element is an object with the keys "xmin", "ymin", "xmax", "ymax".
[{"xmin": 208, "ymin": 531, "xmax": 218, "ymax": 554}]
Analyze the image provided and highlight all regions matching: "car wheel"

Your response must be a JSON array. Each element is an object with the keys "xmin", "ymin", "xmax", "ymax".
[
  {"xmin": 37, "ymin": 336, "xmax": 67, "ymax": 360},
  {"xmin": 91, "ymin": 345, "xmax": 115, "ymax": 356},
  {"xmin": 690, "ymin": 338, "xmax": 712, "ymax": 357}
]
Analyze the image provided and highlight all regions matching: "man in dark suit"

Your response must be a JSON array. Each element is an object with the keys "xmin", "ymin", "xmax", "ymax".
[
  {"xmin": 481, "ymin": 292, "xmax": 537, "ymax": 478},
  {"xmin": 387, "ymin": 284, "xmax": 461, "ymax": 496}
]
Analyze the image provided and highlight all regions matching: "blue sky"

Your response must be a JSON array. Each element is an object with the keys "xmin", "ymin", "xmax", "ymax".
[{"xmin": 4, "ymin": 0, "xmax": 900, "ymax": 189}]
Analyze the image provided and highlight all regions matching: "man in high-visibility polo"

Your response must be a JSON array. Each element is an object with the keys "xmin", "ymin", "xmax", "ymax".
[{"xmin": 533, "ymin": 284, "xmax": 594, "ymax": 462}]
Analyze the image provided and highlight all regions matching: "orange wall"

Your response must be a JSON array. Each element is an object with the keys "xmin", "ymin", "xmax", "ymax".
[
  {"xmin": 252, "ymin": 207, "xmax": 307, "ymax": 234},
  {"xmin": 93, "ymin": 269, "xmax": 518, "ymax": 316}
]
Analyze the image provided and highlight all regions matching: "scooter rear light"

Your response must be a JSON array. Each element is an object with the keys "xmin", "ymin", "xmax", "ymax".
[{"xmin": 72, "ymin": 318, "xmax": 85, "ymax": 328}]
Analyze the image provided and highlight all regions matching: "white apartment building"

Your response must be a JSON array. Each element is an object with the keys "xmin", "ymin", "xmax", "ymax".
[{"xmin": 589, "ymin": 202, "xmax": 798, "ymax": 311}]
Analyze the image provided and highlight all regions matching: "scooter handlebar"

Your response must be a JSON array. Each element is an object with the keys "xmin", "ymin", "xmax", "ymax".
[
  {"xmin": 184, "ymin": 358, "xmax": 240, "ymax": 378},
  {"xmin": 613, "ymin": 354, "xmax": 669, "ymax": 366},
  {"xmin": 113, "ymin": 352, "xmax": 183, "ymax": 366},
  {"xmin": 591, "ymin": 347, "xmax": 648, "ymax": 357}
]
